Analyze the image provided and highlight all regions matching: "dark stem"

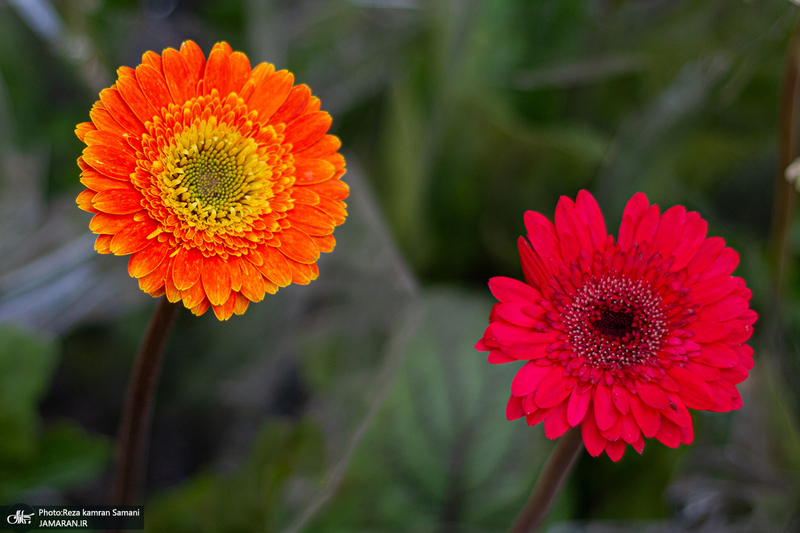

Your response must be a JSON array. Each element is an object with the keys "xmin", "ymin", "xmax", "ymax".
[
  {"xmin": 110, "ymin": 297, "xmax": 179, "ymax": 505},
  {"xmin": 509, "ymin": 426, "xmax": 584, "ymax": 533}
]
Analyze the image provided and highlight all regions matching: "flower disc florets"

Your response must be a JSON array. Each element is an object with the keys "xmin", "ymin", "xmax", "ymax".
[
  {"xmin": 76, "ymin": 41, "xmax": 348, "ymax": 320},
  {"xmin": 476, "ymin": 191, "xmax": 756, "ymax": 461}
]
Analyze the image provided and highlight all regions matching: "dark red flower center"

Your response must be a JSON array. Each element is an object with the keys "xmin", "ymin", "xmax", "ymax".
[{"xmin": 564, "ymin": 275, "xmax": 666, "ymax": 370}]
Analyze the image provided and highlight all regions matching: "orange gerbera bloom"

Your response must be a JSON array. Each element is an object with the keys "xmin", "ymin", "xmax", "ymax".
[{"xmin": 76, "ymin": 41, "xmax": 347, "ymax": 320}]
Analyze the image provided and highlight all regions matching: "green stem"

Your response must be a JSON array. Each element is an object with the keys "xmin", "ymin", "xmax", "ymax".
[
  {"xmin": 509, "ymin": 426, "xmax": 584, "ymax": 533},
  {"xmin": 110, "ymin": 297, "xmax": 179, "ymax": 505}
]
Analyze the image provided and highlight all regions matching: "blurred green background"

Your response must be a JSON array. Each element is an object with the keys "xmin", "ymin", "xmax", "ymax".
[{"xmin": 0, "ymin": 0, "xmax": 799, "ymax": 531}]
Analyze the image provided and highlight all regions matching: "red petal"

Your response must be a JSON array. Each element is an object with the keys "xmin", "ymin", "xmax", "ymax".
[
  {"xmin": 653, "ymin": 205, "xmax": 686, "ymax": 259},
  {"xmin": 667, "ymin": 366, "xmax": 716, "ymax": 410},
  {"xmin": 629, "ymin": 394, "xmax": 660, "ymax": 438},
  {"xmin": 604, "ymin": 439, "xmax": 626, "ymax": 462},
  {"xmin": 487, "ymin": 276, "xmax": 542, "ymax": 304},
  {"xmin": 670, "ymin": 212, "xmax": 707, "ymax": 271},
  {"xmin": 617, "ymin": 192, "xmax": 650, "ymax": 251},
  {"xmin": 693, "ymin": 342, "xmax": 739, "ymax": 368},
  {"xmin": 567, "ymin": 387, "xmax": 592, "ymax": 426},
  {"xmin": 593, "ymin": 383, "xmax": 617, "ymax": 431},
  {"xmin": 690, "ymin": 276, "xmax": 737, "ymax": 305},
  {"xmin": 575, "ymin": 190, "xmax": 607, "ymax": 249},
  {"xmin": 511, "ymin": 362, "xmax": 552, "ymax": 397},
  {"xmin": 662, "ymin": 392, "xmax": 693, "ymax": 428},
  {"xmin": 544, "ymin": 401, "xmax": 570, "ymax": 439},
  {"xmin": 580, "ymin": 404, "xmax": 606, "ymax": 457},
  {"xmin": 636, "ymin": 381, "xmax": 671, "ymax": 409},
  {"xmin": 523, "ymin": 210, "xmax": 562, "ymax": 273},
  {"xmin": 201, "ymin": 255, "xmax": 232, "ymax": 306},
  {"xmin": 690, "ymin": 320, "xmax": 729, "ymax": 343},
  {"xmin": 621, "ymin": 411, "xmax": 641, "ymax": 444},
  {"xmin": 686, "ymin": 237, "xmax": 725, "ymax": 276},
  {"xmin": 611, "ymin": 384, "xmax": 630, "ymax": 415},
  {"xmin": 555, "ymin": 195, "xmax": 593, "ymax": 254},
  {"xmin": 655, "ymin": 418, "xmax": 681, "ymax": 448},
  {"xmin": 534, "ymin": 367, "xmax": 573, "ymax": 408},
  {"xmin": 506, "ymin": 396, "xmax": 525, "ymax": 420}
]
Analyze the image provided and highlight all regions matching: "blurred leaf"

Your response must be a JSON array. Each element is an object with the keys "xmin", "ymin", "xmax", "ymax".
[
  {"xmin": 309, "ymin": 289, "xmax": 560, "ymax": 532},
  {"xmin": 147, "ymin": 418, "xmax": 326, "ymax": 533}
]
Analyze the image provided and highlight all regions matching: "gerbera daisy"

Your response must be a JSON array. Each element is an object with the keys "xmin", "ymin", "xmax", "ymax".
[
  {"xmin": 476, "ymin": 191, "xmax": 755, "ymax": 461},
  {"xmin": 76, "ymin": 41, "xmax": 347, "ymax": 320}
]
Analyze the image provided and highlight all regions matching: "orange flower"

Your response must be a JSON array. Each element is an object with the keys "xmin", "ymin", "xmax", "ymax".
[{"xmin": 76, "ymin": 41, "xmax": 347, "ymax": 320}]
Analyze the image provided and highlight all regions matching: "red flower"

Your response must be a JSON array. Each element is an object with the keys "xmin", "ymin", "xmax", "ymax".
[
  {"xmin": 476, "ymin": 191, "xmax": 755, "ymax": 461},
  {"xmin": 76, "ymin": 41, "xmax": 347, "ymax": 320}
]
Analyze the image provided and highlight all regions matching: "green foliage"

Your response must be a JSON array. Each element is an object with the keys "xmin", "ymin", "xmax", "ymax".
[{"xmin": 0, "ymin": 325, "xmax": 109, "ymax": 500}]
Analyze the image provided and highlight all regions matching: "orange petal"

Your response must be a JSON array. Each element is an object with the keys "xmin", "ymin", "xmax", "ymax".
[
  {"xmin": 203, "ymin": 47, "xmax": 232, "ymax": 97},
  {"xmin": 313, "ymin": 234, "xmax": 336, "ymax": 253},
  {"xmin": 81, "ymin": 171, "xmax": 131, "ymax": 192},
  {"xmin": 293, "ymin": 188, "xmax": 320, "ymax": 206},
  {"xmin": 308, "ymin": 179, "xmax": 349, "ymax": 201},
  {"xmin": 228, "ymin": 52, "xmax": 252, "ymax": 94},
  {"xmin": 277, "ymin": 227, "xmax": 319, "ymax": 264},
  {"xmin": 293, "ymin": 159, "xmax": 335, "ymax": 185},
  {"xmin": 201, "ymin": 255, "xmax": 232, "ymax": 306},
  {"xmin": 304, "ymin": 96, "xmax": 321, "ymax": 113},
  {"xmin": 92, "ymin": 188, "xmax": 142, "ymax": 214},
  {"xmin": 82, "ymin": 145, "xmax": 136, "ymax": 180},
  {"xmin": 95, "ymin": 234, "xmax": 113, "ymax": 254},
  {"xmin": 239, "ymin": 260, "xmax": 266, "ymax": 302},
  {"xmin": 83, "ymin": 129, "xmax": 134, "ymax": 154},
  {"xmin": 248, "ymin": 70, "xmax": 293, "ymax": 123},
  {"xmin": 163, "ymin": 48, "xmax": 195, "ymax": 103},
  {"xmin": 180, "ymin": 40, "xmax": 206, "ymax": 89},
  {"xmin": 128, "ymin": 240, "xmax": 171, "ymax": 278},
  {"xmin": 117, "ymin": 68, "xmax": 159, "ymax": 125},
  {"xmin": 110, "ymin": 219, "xmax": 158, "ymax": 255},
  {"xmin": 233, "ymin": 292, "xmax": 250, "ymax": 315},
  {"xmin": 229, "ymin": 257, "xmax": 243, "ymax": 292},
  {"xmin": 316, "ymin": 197, "xmax": 347, "ymax": 225},
  {"xmin": 142, "ymin": 50, "xmax": 163, "ymax": 75},
  {"xmin": 285, "ymin": 112, "xmax": 332, "ymax": 153},
  {"xmin": 90, "ymin": 106, "xmax": 129, "ymax": 137},
  {"xmin": 323, "ymin": 152, "xmax": 346, "ymax": 172},
  {"xmin": 181, "ymin": 278, "xmax": 206, "ymax": 308},
  {"xmin": 288, "ymin": 204, "xmax": 335, "ymax": 236},
  {"xmin": 77, "ymin": 189, "xmax": 97, "ymax": 213},
  {"xmin": 89, "ymin": 212, "xmax": 137, "ymax": 234},
  {"xmin": 254, "ymin": 246, "xmax": 292, "ymax": 287},
  {"xmin": 99, "ymin": 88, "xmax": 146, "ymax": 136},
  {"xmin": 290, "ymin": 261, "xmax": 319, "ymax": 285},
  {"xmin": 138, "ymin": 254, "xmax": 171, "ymax": 295},
  {"xmin": 212, "ymin": 292, "xmax": 237, "ymax": 320},
  {"xmin": 269, "ymin": 84, "xmax": 310, "ymax": 125},
  {"xmin": 172, "ymin": 247, "xmax": 203, "ymax": 290},
  {"xmin": 75, "ymin": 122, "xmax": 96, "ymax": 142},
  {"xmin": 136, "ymin": 64, "xmax": 172, "ymax": 113},
  {"xmin": 164, "ymin": 261, "xmax": 182, "ymax": 303},
  {"xmin": 295, "ymin": 134, "xmax": 341, "ymax": 160},
  {"xmin": 188, "ymin": 297, "xmax": 210, "ymax": 316},
  {"xmin": 249, "ymin": 62, "xmax": 275, "ymax": 88},
  {"xmin": 210, "ymin": 42, "xmax": 233, "ymax": 55}
]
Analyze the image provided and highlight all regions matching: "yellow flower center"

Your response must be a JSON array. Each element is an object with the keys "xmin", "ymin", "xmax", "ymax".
[{"xmin": 158, "ymin": 119, "xmax": 273, "ymax": 233}]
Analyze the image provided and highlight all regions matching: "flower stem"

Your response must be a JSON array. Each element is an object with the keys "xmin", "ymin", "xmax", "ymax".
[
  {"xmin": 110, "ymin": 297, "xmax": 179, "ymax": 505},
  {"xmin": 509, "ymin": 426, "xmax": 584, "ymax": 533}
]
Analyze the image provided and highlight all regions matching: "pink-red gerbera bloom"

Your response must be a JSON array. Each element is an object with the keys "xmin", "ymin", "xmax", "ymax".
[
  {"xmin": 476, "ymin": 191, "xmax": 755, "ymax": 461},
  {"xmin": 76, "ymin": 41, "xmax": 347, "ymax": 320}
]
